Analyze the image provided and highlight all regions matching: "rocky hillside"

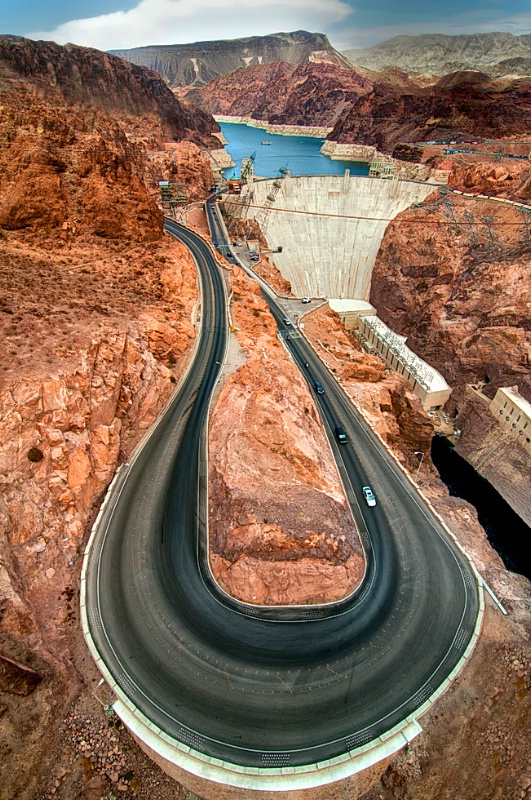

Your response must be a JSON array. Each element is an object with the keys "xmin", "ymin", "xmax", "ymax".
[
  {"xmin": 186, "ymin": 54, "xmax": 530, "ymax": 152},
  {"xmin": 0, "ymin": 35, "xmax": 220, "ymax": 148},
  {"xmin": 370, "ymin": 174, "xmax": 531, "ymax": 524},
  {"xmin": 110, "ymin": 30, "xmax": 352, "ymax": 91},
  {"xmin": 327, "ymin": 72, "xmax": 531, "ymax": 154},
  {"xmin": 185, "ymin": 61, "xmax": 372, "ymax": 127},
  {"xmin": 344, "ymin": 32, "xmax": 531, "ymax": 77},
  {"xmin": 0, "ymin": 35, "xmax": 217, "ymax": 800}
]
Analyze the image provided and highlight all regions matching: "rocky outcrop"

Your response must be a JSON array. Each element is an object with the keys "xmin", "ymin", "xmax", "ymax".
[
  {"xmin": 0, "ymin": 230, "xmax": 199, "ymax": 800},
  {"xmin": 0, "ymin": 653, "xmax": 42, "ymax": 696},
  {"xmin": 0, "ymin": 39, "xmax": 211, "ymax": 798},
  {"xmin": 111, "ymin": 30, "xmax": 352, "ymax": 90},
  {"xmin": 186, "ymin": 61, "xmax": 372, "ymax": 128},
  {"xmin": 0, "ymin": 83, "xmax": 161, "ymax": 240},
  {"xmin": 0, "ymin": 36, "xmax": 220, "ymax": 149},
  {"xmin": 208, "ymin": 267, "xmax": 364, "ymax": 605},
  {"xmin": 448, "ymin": 162, "xmax": 531, "ymax": 204},
  {"xmin": 0, "ymin": 43, "xmax": 217, "ymax": 240},
  {"xmin": 343, "ymin": 31, "xmax": 531, "ymax": 77},
  {"xmin": 370, "ymin": 185, "xmax": 531, "ymax": 522},
  {"xmin": 327, "ymin": 73, "xmax": 531, "ymax": 154}
]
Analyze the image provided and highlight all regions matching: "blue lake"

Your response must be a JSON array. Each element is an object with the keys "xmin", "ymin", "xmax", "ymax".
[{"xmin": 218, "ymin": 122, "xmax": 369, "ymax": 178}]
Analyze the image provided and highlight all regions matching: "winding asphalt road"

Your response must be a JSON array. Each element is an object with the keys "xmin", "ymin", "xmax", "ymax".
[{"xmin": 83, "ymin": 211, "xmax": 480, "ymax": 770}]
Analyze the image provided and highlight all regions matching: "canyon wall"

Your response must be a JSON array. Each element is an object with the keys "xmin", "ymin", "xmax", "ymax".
[
  {"xmin": 111, "ymin": 30, "xmax": 352, "ymax": 90},
  {"xmin": 327, "ymin": 71, "xmax": 531, "ymax": 154},
  {"xmin": 0, "ymin": 36, "xmax": 210, "ymax": 800},
  {"xmin": 0, "ymin": 36, "xmax": 220, "ymax": 149},
  {"xmin": 186, "ymin": 61, "xmax": 372, "ymax": 128},
  {"xmin": 370, "ymin": 176, "xmax": 531, "ymax": 524}
]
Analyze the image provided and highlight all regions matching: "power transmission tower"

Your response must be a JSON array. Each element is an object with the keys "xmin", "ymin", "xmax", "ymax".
[
  {"xmin": 481, "ymin": 215, "xmax": 499, "ymax": 254},
  {"xmin": 253, "ymin": 164, "xmax": 289, "ymax": 235},
  {"xmin": 519, "ymin": 206, "xmax": 531, "ymax": 246},
  {"xmin": 159, "ymin": 181, "xmax": 188, "ymax": 219},
  {"xmin": 463, "ymin": 211, "xmax": 479, "ymax": 246}
]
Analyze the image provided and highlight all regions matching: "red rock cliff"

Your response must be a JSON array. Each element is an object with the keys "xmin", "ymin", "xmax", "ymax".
[
  {"xmin": 327, "ymin": 72, "xmax": 531, "ymax": 153},
  {"xmin": 208, "ymin": 266, "xmax": 365, "ymax": 605},
  {"xmin": 370, "ymin": 183, "xmax": 531, "ymax": 523},
  {"xmin": 0, "ymin": 35, "xmax": 220, "ymax": 148},
  {"xmin": 186, "ymin": 61, "xmax": 373, "ymax": 128}
]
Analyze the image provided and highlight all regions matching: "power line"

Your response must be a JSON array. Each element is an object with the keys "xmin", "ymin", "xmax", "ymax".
[{"xmin": 235, "ymin": 199, "xmax": 531, "ymax": 226}]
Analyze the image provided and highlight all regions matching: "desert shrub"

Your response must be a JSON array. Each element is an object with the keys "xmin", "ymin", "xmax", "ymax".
[{"xmin": 28, "ymin": 447, "xmax": 44, "ymax": 463}]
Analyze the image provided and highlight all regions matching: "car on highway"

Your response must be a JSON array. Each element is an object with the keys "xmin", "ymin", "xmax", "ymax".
[
  {"xmin": 302, "ymin": 297, "xmax": 311, "ymax": 304},
  {"xmin": 362, "ymin": 486, "xmax": 377, "ymax": 507},
  {"xmin": 283, "ymin": 317, "xmax": 291, "ymax": 325},
  {"xmin": 314, "ymin": 381, "xmax": 325, "ymax": 394},
  {"xmin": 335, "ymin": 426, "xmax": 348, "ymax": 445}
]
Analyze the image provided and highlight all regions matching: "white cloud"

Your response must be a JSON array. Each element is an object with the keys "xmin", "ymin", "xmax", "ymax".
[{"xmin": 28, "ymin": 0, "xmax": 354, "ymax": 50}]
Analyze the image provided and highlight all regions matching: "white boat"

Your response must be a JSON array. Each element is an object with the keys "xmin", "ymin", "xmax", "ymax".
[{"xmin": 261, "ymin": 140, "xmax": 271, "ymax": 145}]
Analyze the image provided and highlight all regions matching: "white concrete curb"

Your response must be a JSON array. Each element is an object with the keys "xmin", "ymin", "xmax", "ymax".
[{"xmin": 112, "ymin": 698, "xmax": 422, "ymax": 791}]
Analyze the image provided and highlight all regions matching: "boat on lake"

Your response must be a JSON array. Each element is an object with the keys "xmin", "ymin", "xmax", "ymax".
[{"xmin": 261, "ymin": 140, "xmax": 271, "ymax": 145}]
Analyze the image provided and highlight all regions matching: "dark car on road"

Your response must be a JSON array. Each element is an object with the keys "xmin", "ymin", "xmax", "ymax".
[{"xmin": 335, "ymin": 426, "xmax": 348, "ymax": 445}]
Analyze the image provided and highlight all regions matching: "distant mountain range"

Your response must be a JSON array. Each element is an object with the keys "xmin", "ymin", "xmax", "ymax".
[
  {"xmin": 343, "ymin": 32, "xmax": 531, "ymax": 77},
  {"xmin": 110, "ymin": 30, "xmax": 352, "ymax": 91}
]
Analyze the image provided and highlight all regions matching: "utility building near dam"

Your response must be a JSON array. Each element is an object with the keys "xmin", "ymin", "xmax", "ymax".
[{"xmin": 242, "ymin": 174, "xmax": 436, "ymax": 300}]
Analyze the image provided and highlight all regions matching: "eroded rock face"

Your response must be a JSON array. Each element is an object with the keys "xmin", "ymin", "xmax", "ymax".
[
  {"xmin": 0, "ymin": 84, "xmax": 159, "ymax": 240},
  {"xmin": 370, "ymin": 184, "xmax": 531, "ymax": 523},
  {"xmin": 448, "ymin": 162, "xmax": 531, "ymax": 204},
  {"xmin": 0, "ymin": 36, "xmax": 220, "ymax": 147},
  {"xmin": 186, "ymin": 61, "xmax": 372, "ymax": 128},
  {"xmin": 0, "ymin": 230, "xmax": 199, "ymax": 799},
  {"xmin": 208, "ymin": 267, "xmax": 364, "ymax": 605},
  {"xmin": 327, "ymin": 73, "xmax": 531, "ymax": 153},
  {"xmin": 111, "ymin": 30, "xmax": 352, "ymax": 91},
  {"xmin": 0, "ymin": 237, "xmax": 197, "ymax": 652},
  {"xmin": 370, "ymin": 188, "xmax": 531, "ymax": 408}
]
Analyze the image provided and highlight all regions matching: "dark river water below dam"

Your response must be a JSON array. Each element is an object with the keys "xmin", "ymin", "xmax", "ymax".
[{"xmin": 431, "ymin": 436, "xmax": 530, "ymax": 579}]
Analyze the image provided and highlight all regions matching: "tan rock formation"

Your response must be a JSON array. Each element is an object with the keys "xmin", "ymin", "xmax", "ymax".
[
  {"xmin": 208, "ymin": 266, "xmax": 364, "ymax": 605},
  {"xmin": 448, "ymin": 161, "xmax": 531, "ymax": 203}
]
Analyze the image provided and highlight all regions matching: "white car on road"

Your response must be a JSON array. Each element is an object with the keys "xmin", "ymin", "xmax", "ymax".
[{"xmin": 362, "ymin": 486, "xmax": 377, "ymax": 507}]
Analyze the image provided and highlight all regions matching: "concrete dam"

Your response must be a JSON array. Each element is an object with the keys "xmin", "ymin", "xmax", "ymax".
[{"xmin": 242, "ymin": 175, "xmax": 437, "ymax": 300}]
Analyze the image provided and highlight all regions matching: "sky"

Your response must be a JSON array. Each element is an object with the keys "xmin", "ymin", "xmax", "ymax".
[{"xmin": 4, "ymin": 0, "xmax": 531, "ymax": 51}]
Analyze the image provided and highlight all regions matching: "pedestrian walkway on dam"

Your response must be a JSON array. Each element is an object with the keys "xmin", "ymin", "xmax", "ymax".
[{"xmin": 244, "ymin": 175, "xmax": 437, "ymax": 300}]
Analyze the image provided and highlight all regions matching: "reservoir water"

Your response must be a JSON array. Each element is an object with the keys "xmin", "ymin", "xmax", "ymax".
[{"xmin": 218, "ymin": 122, "xmax": 369, "ymax": 178}]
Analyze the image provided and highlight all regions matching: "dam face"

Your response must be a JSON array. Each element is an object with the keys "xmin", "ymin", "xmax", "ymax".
[{"xmin": 244, "ymin": 175, "xmax": 437, "ymax": 299}]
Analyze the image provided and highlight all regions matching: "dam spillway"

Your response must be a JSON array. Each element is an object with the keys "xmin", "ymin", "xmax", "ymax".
[{"xmin": 242, "ymin": 175, "xmax": 438, "ymax": 299}]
